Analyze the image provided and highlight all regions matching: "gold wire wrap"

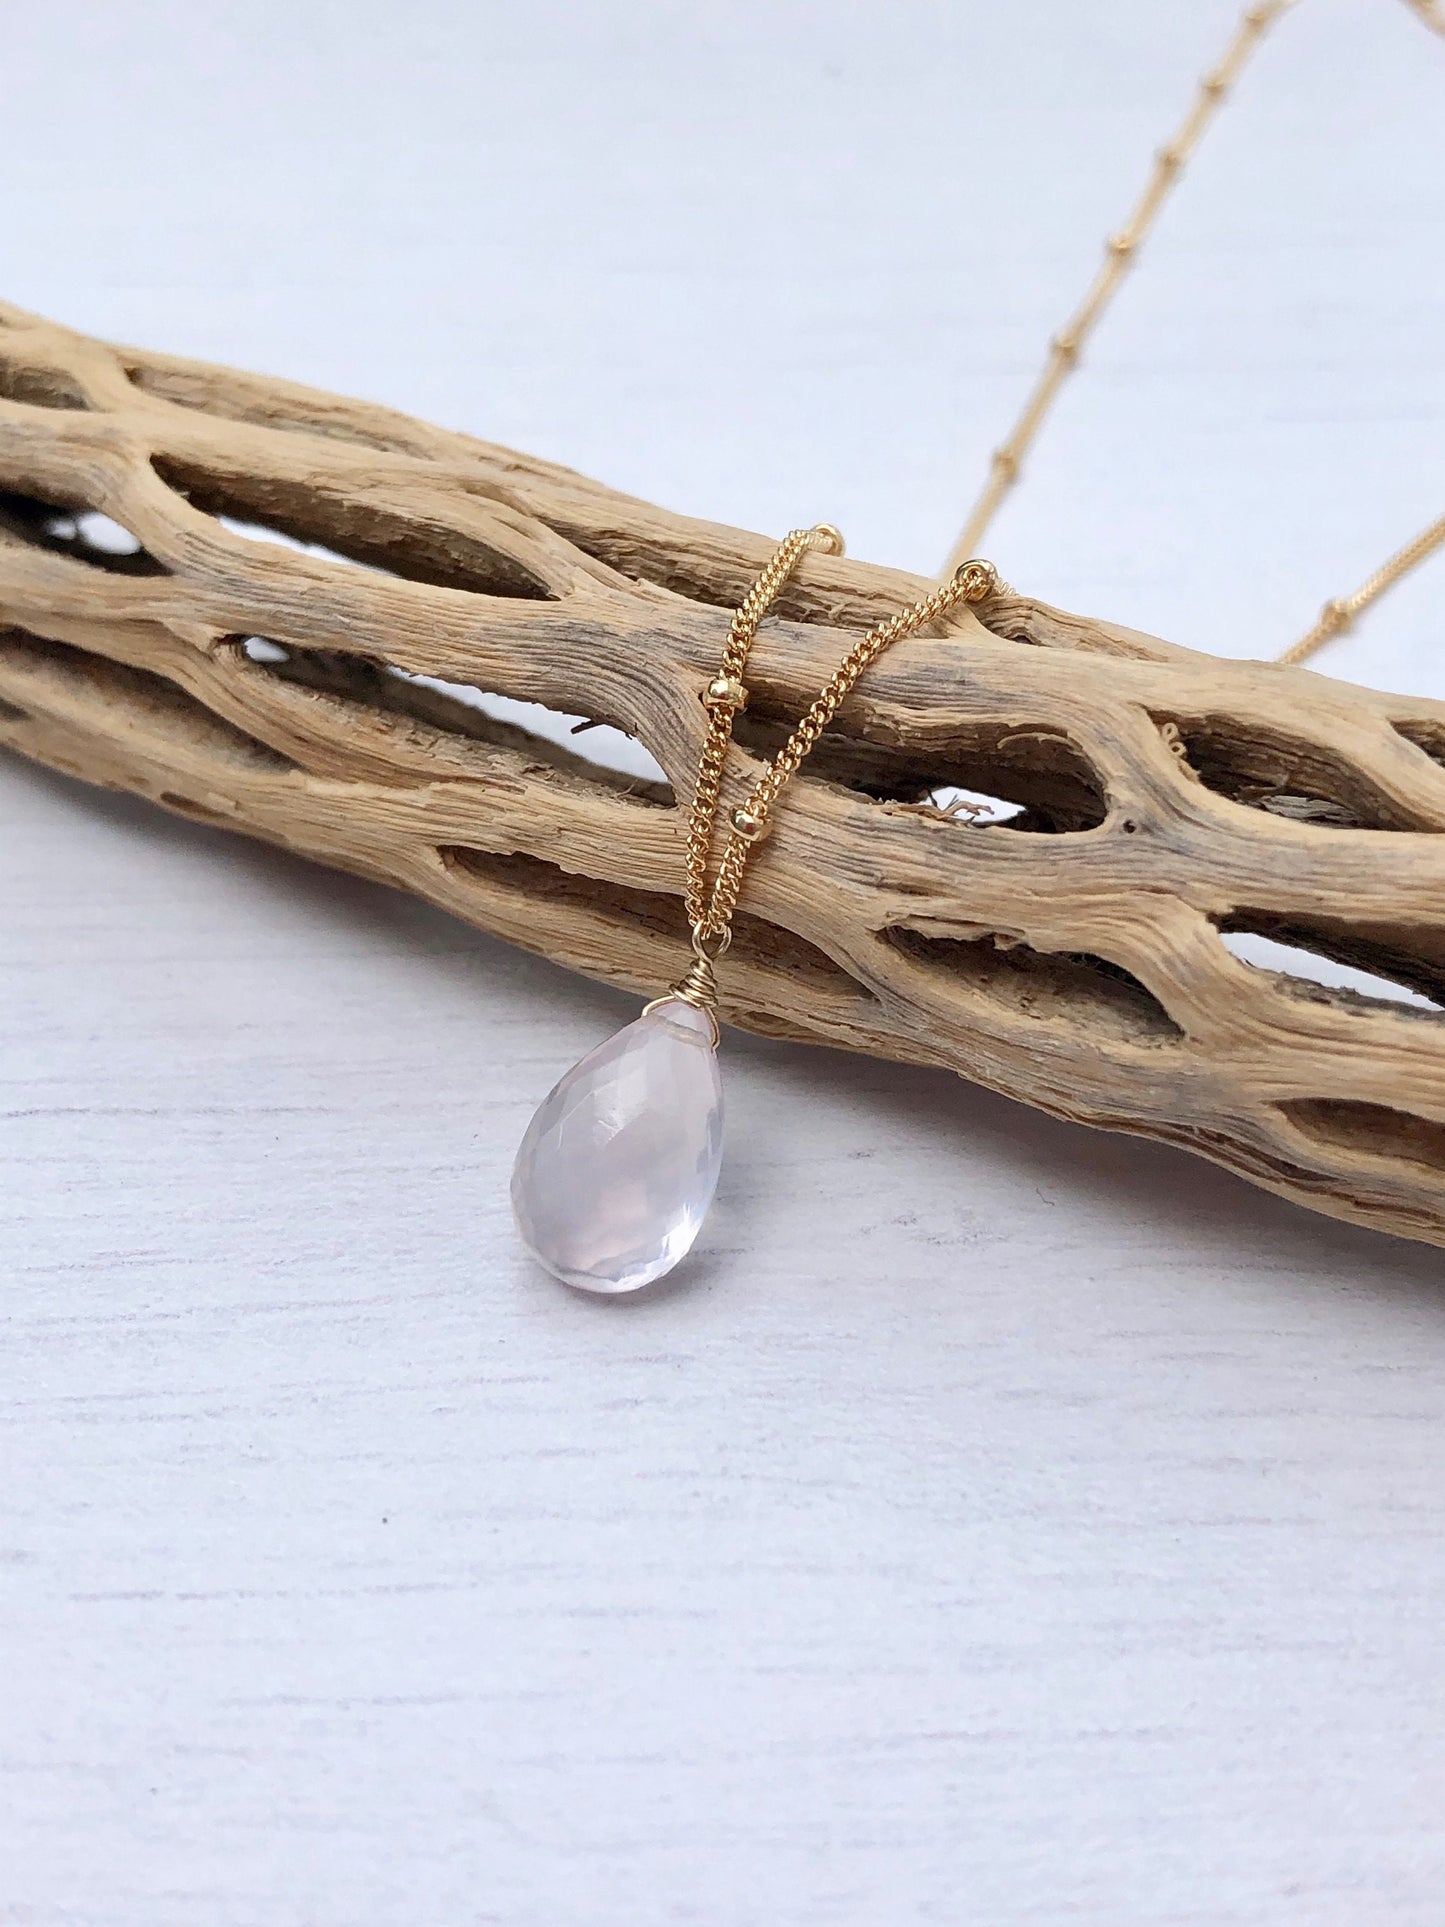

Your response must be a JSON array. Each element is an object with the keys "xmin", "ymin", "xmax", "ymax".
[{"xmin": 647, "ymin": 927, "xmax": 729, "ymax": 1041}]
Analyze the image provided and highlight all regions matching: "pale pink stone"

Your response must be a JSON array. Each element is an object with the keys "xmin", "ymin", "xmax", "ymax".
[{"xmin": 511, "ymin": 1000, "xmax": 724, "ymax": 1293}]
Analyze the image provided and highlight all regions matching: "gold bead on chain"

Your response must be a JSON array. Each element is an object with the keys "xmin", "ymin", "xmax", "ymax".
[{"xmin": 658, "ymin": 529, "xmax": 997, "ymax": 1033}]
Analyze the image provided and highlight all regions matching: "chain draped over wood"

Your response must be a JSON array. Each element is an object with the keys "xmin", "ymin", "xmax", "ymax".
[
  {"xmin": 686, "ymin": 527, "xmax": 997, "ymax": 948},
  {"xmin": 5, "ymin": 306, "xmax": 1445, "ymax": 1249}
]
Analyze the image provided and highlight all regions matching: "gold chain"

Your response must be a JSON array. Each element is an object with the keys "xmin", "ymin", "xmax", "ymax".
[
  {"xmin": 661, "ymin": 2, "xmax": 1436, "ymax": 1020},
  {"xmin": 941, "ymin": 0, "xmax": 1297, "ymax": 574},
  {"xmin": 681, "ymin": 524, "xmax": 838, "ymax": 939},
  {"xmin": 1279, "ymin": 514, "xmax": 1445, "ymax": 664},
  {"xmin": 940, "ymin": 0, "xmax": 1443, "ymax": 667},
  {"xmin": 666, "ymin": 533, "xmax": 997, "ymax": 1014}
]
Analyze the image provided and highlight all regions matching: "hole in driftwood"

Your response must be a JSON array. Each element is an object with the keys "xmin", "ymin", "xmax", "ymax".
[
  {"xmin": 1279, "ymin": 1099, "xmax": 1445, "ymax": 1175},
  {"xmin": 390, "ymin": 667, "xmax": 668, "ymax": 787},
  {"xmin": 62, "ymin": 512, "xmax": 142, "ymax": 557},
  {"xmin": 0, "ymin": 694, "xmax": 29, "ymax": 722},
  {"xmin": 241, "ymin": 636, "xmax": 291, "ymax": 665},
  {"xmin": 0, "ymin": 357, "xmax": 91, "ymax": 411},
  {"xmin": 1152, "ymin": 711, "xmax": 1428, "ymax": 831},
  {"xmin": 1217, "ymin": 912, "xmax": 1445, "ymax": 1015},
  {"xmin": 1392, "ymin": 718, "xmax": 1445, "ymax": 779},
  {"xmin": 0, "ymin": 492, "xmax": 168, "ymax": 575},
  {"xmin": 733, "ymin": 712, "xmax": 1109, "ymax": 833},
  {"xmin": 906, "ymin": 786, "xmax": 1026, "ymax": 827},
  {"xmin": 884, "ymin": 926, "xmax": 1183, "ymax": 1045},
  {"xmin": 440, "ymin": 847, "xmax": 867, "ymax": 1002},
  {"xmin": 234, "ymin": 638, "xmax": 673, "ymax": 799},
  {"xmin": 151, "ymin": 455, "xmax": 552, "ymax": 599}
]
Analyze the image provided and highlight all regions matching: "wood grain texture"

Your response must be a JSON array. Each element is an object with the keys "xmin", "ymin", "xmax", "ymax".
[{"xmin": 2, "ymin": 303, "xmax": 1445, "ymax": 1247}]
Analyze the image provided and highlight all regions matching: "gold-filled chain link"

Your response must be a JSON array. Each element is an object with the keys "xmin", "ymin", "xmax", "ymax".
[
  {"xmin": 1279, "ymin": 514, "xmax": 1445, "ymax": 664},
  {"xmin": 683, "ymin": 535, "xmax": 997, "ymax": 955},
  {"xmin": 682, "ymin": 524, "xmax": 834, "ymax": 937},
  {"xmin": 941, "ymin": 0, "xmax": 1299, "ymax": 576},
  {"xmin": 941, "ymin": 0, "xmax": 1444, "ymax": 666}
]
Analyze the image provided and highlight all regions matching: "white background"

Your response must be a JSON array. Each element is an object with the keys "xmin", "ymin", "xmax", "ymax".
[{"xmin": 3, "ymin": 3, "xmax": 1444, "ymax": 1922}]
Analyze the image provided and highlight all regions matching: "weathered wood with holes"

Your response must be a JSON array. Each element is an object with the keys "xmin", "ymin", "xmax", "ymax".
[{"xmin": 2, "ymin": 302, "xmax": 1445, "ymax": 1247}]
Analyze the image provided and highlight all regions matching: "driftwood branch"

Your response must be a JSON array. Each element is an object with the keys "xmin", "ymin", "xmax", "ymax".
[{"xmin": 3, "ymin": 302, "xmax": 1445, "ymax": 1246}]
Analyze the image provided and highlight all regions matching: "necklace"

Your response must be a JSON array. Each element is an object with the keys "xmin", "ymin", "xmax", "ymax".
[
  {"xmin": 511, "ymin": 0, "xmax": 1443, "ymax": 1294},
  {"xmin": 511, "ymin": 535, "xmax": 998, "ymax": 1292}
]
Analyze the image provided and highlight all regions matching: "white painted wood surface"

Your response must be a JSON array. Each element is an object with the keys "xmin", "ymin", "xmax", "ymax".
[{"xmin": 2, "ymin": 4, "xmax": 1443, "ymax": 1920}]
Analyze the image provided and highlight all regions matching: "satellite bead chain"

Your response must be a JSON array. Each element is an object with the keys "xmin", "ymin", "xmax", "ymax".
[{"xmin": 675, "ymin": 531, "xmax": 998, "ymax": 1007}]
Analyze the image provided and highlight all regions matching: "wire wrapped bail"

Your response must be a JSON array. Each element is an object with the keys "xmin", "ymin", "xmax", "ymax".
[
  {"xmin": 678, "ymin": 924, "xmax": 730, "ymax": 1008},
  {"xmin": 645, "ymin": 925, "xmax": 728, "ymax": 1045}
]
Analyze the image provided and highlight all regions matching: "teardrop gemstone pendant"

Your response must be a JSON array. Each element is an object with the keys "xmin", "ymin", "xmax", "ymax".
[{"xmin": 511, "ymin": 999, "xmax": 724, "ymax": 1294}]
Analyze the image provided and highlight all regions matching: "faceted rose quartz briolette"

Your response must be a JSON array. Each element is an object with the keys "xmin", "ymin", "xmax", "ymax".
[{"xmin": 511, "ymin": 999, "xmax": 724, "ymax": 1294}]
